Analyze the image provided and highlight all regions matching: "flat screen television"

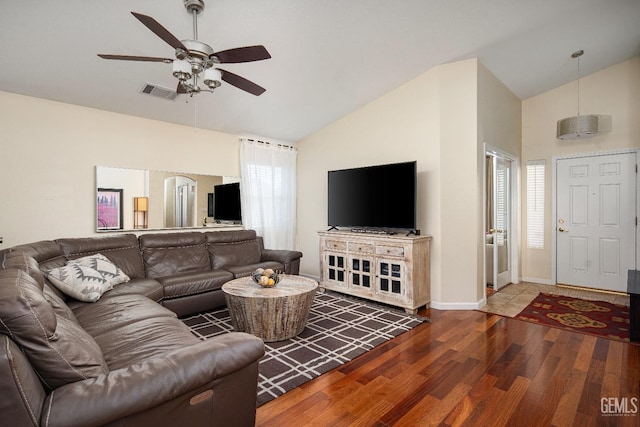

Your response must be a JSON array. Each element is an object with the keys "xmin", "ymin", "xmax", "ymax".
[
  {"xmin": 328, "ymin": 161, "xmax": 417, "ymax": 232},
  {"xmin": 213, "ymin": 182, "xmax": 242, "ymax": 223}
]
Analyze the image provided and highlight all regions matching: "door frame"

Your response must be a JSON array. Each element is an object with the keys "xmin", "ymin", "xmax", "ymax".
[
  {"xmin": 551, "ymin": 148, "xmax": 639, "ymax": 285},
  {"xmin": 484, "ymin": 144, "xmax": 521, "ymax": 292}
]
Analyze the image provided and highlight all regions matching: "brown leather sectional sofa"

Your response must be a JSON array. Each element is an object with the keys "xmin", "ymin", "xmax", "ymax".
[{"xmin": 0, "ymin": 229, "xmax": 303, "ymax": 427}]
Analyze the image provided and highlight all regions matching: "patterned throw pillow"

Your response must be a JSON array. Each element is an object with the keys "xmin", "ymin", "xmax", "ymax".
[
  {"xmin": 46, "ymin": 264, "xmax": 112, "ymax": 302},
  {"xmin": 69, "ymin": 253, "xmax": 130, "ymax": 286}
]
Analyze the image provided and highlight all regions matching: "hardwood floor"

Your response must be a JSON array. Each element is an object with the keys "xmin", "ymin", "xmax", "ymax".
[{"xmin": 256, "ymin": 308, "xmax": 640, "ymax": 426}]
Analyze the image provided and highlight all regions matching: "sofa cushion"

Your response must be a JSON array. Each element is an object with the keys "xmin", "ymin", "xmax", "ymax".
[
  {"xmin": 92, "ymin": 316, "xmax": 201, "ymax": 370},
  {"xmin": 103, "ymin": 278, "xmax": 165, "ymax": 302},
  {"xmin": 69, "ymin": 253, "xmax": 130, "ymax": 286},
  {"xmin": 208, "ymin": 240, "xmax": 262, "ymax": 270},
  {"xmin": 57, "ymin": 234, "xmax": 145, "ymax": 280},
  {"xmin": 205, "ymin": 229, "xmax": 257, "ymax": 244},
  {"xmin": 72, "ymin": 294, "xmax": 177, "ymax": 338},
  {"xmin": 0, "ymin": 269, "xmax": 108, "ymax": 389},
  {"xmin": 69, "ymin": 294, "xmax": 198, "ymax": 370},
  {"xmin": 158, "ymin": 270, "xmax": 234, "ymax": 300},
  {"xmin": 2, "ymin": 249, "xmax": 47, "ymax": 288},
  {"xmin": 139, "ymin": 232, "xmax": 211, "ymax": 278},
  {"xmin": 9, "ymin": 241, "xmax": 67, "ymax": 272},
  {"xmin": 43, "ymin": 283, "xmax": 78, "ymax": 322},
  {"xmin": 46, "ymin": 264, "xmax": 112, "ymax": 302}
]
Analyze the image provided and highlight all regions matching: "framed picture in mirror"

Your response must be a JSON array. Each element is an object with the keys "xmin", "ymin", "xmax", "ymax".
[{"xmin": 97, "ymin": 188, "xmax": 123, "ymax": 230}]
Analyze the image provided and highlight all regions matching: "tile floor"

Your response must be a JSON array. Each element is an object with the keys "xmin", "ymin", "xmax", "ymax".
[{"xmin": 478, "ymin": 281, "xmax": 631, "ymax": 318}]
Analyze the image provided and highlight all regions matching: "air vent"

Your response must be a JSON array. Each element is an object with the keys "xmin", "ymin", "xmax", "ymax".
[{"xmin": 139, "ymin": 83, "xmax": 178, "ymax": 100}]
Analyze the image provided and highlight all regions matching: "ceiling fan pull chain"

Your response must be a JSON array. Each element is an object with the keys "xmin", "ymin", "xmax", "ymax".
[{"xmin": 193, "ymin": 96, "xmax": 198, "ymax": 131}]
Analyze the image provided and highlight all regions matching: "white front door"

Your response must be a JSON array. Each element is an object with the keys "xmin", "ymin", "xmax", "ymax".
[{"xmin": 556, "ymin": 152, "xmax": 636, "ymax": 292}]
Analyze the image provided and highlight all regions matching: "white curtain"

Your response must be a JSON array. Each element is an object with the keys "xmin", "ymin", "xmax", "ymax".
[{"xmin": 239, "ymin": 138, "xmax": 297, "ymax": 250}]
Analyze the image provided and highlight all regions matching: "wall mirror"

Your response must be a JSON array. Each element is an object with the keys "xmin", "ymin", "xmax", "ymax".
[{"xmin": 96, "ymin": 166, "xmax": 240, "ymax": 232}]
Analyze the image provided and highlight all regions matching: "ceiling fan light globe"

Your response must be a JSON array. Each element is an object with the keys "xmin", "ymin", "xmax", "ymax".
[
  {"xmin": 172, "ymin": 59, "xmax": 192, "ymax": 80},
  {"xmin": 204, "ymin": 68, "xmax": 222, "ymax": 88}
]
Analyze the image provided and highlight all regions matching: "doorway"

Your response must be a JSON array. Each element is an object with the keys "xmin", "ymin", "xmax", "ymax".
[
  {"xmin": 485, "ymin": 147, "xmax": 519, "ymax": 293},
  {"xmin": 163, "ymin": 176, "xmax": 197, "ymax": 228},
  {"xmin": 555, "ymin": 151, "xmax": 636, "ymax": 292}
]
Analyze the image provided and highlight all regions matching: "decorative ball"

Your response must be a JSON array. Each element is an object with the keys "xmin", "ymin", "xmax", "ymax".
[{"xmin": 252, "ymin": 268, "xmax": 279, "ymax": 287}]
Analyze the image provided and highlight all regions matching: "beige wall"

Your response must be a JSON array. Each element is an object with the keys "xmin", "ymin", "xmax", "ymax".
[
  {"xmin": 297, "ymin": 59, "xmax": 521, "ymax": 307},
  {"xmin": 297, "ymin": 64, "xmax": 441, "ymax": 291},
  {"xmin": 478, "ymin": 62, "xmax": 522, "ymax": 157},
  {"xmin": 0, "ymin": 91, "xmax": 240, "ymax": 248},
  {"xmin": 521, "ymin": 56, "xmax": 640, "ymax": 283},
  {"xmin": 436, "ymin": 59, "xmax": 481, "ymax": 306},
  {"xmin": 477, "ymin": 62, "xmax": 523, "ymax": 298}
]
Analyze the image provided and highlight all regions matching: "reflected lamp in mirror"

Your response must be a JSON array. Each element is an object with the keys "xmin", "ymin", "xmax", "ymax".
[{"xmin": 134, "ymin": 197, "xmax": 148, "ymax": 229}]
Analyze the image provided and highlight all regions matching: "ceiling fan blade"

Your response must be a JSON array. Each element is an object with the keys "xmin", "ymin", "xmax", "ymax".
[
  {"xmin": 214, "ymin": 45, "xmax": 271, "ymax": 63},
  {"xmin": 176, "ymin": 82, "xmax": 187, "ymax": 94},
  {"xmin": 219, "ymin": 69, "xmax": 266, "ymax": 96},
  {"xmin": 98, "ymin": 54, "xmax": 173, "ymax": 63},
  {"xmin": 131, "ymin": 12, "xmax": 187, "ymax": 51}
]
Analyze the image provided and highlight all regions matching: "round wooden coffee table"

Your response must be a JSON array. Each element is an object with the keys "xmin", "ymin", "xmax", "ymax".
[{"xmin": 222, "ymin": 275, "xmax": 318, "ymax": 342}]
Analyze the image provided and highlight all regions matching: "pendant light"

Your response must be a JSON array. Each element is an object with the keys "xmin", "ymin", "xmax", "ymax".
[{"xmin": 556, "ymin": 50, "xmax": 609, "ymax": 140}]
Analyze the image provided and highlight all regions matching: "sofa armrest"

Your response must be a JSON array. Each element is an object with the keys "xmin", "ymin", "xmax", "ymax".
[
  {"xmin": 42, "ymin": 332, "xmax": 264, "ymax": 427},
  {"xmin": 261, "ymin": 249, "xmax": 303, "ymax": 274}
]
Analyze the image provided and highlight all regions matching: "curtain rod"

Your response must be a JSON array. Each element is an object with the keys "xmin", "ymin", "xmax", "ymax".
[{"xmin": 242, "ymin": 137, "xmax": 295, "ymax": 150}]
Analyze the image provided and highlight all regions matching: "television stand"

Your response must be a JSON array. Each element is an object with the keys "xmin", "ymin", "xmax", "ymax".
[{"xmin": 318, "ymin": 230, "xmax": 431, "ymax": 314}]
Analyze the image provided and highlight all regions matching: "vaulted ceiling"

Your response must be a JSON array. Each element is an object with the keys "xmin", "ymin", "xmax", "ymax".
[{"xmin": 1, "ymin": 0, "xmax": 639, "ymax": 142}]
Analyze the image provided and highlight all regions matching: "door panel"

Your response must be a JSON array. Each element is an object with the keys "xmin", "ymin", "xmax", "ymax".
[
  {"xmin": 570, "ymin": 185, "xmax": 589, "ymax": 225},
  {"xmin": 569, "ymin": 237, "xmax": 588, "ymax": 272},
  {"xmin": 556, "ymin": 153, "xmax": 636, "ymax": 292},
  {"xmin": 599, "ymin": 238, "xmax": 620, "ymax": 275}
]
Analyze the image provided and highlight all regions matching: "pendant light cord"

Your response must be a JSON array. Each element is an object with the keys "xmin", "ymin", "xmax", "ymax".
[
  {"xmin": 571, "ymin": 49, "xmax": 584, "ymax": 117},
  {"xmin": 577, "ymin": 55, "xmax": 581, "ymax": 116}
]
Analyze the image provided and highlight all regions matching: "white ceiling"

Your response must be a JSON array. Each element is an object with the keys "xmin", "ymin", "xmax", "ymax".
[{"xmin": 1, "ymin": 0, "xmax": 639, "ymax": 142}]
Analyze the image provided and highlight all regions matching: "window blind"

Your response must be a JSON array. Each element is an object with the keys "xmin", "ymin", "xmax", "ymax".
[{"xmin": 526, "ymin": 160, "xmax": 545, "ymax": 249}]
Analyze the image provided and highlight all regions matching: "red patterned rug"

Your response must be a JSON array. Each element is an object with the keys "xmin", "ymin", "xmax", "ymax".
[{"xmin": 516, "ymin": 293, "xmax": 631, "ymax": 343}]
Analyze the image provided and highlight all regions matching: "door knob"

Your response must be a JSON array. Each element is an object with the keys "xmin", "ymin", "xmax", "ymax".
[{"xmin": 558, "ymin": 227, "xmax": 568, "ymax": 233}]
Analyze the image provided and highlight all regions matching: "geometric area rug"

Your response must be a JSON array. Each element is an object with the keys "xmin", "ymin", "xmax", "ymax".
[
  {"xmin": 181, "ymin": 290, "xmax": 427, "ymax": 406},
  {"xmin": 515, "ymin": 292, "xmax": 631, "ymax": 343}
]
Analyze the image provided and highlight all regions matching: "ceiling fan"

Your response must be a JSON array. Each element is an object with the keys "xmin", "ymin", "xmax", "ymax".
[{"xmin": 98, "ymin": 0, "xmax": 270, "ymax": 96}]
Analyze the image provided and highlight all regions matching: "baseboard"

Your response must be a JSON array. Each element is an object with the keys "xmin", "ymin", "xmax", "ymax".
[
  {"xmin": 521, "ymin": 276, "xmax": 555, "ymax": 285},
  {"xmin": 307, "ymin": 274, "xmax": 486, "ymax": 310},
  {"xmin": 430, "ymin": 300, "xmax": 485, "ymax": 310}
]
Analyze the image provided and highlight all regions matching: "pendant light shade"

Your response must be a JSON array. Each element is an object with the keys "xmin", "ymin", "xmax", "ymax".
[{"xmin": 556, "ymin": 114, "xmax": 600, "ymax": 140}]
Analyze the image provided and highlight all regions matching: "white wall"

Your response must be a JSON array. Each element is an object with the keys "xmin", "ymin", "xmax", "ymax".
[
  {"xmin": 521, "ymin": 56, "xmax": 640, "ymax": 283},
  {"xmin": 0, "ymin": 91, "xmax": 240, "ymax": 248}
]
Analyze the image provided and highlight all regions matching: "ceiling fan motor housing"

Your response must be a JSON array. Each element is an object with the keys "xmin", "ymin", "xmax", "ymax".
[
  {"xmin": 178, "ymin": 40, "xmax": 216, "ymax": 73},
  {"xmin": 184, "ymin": 0, "xmax": 204, "ymax": 15}
]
